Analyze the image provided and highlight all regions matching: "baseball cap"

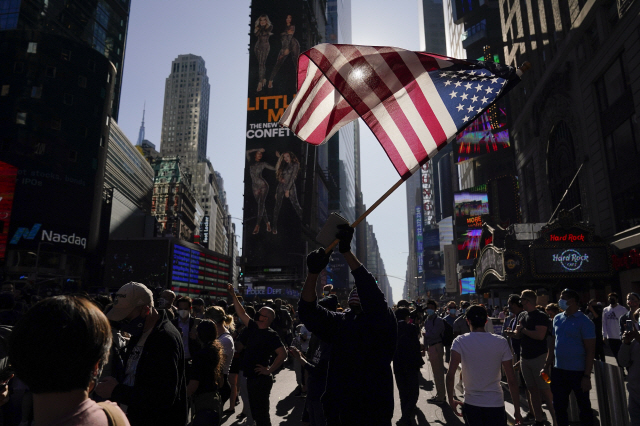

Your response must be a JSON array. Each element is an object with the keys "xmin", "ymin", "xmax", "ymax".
[{"xmin": 107, "ymin": 282, "xmax": 154, "ymax": 322}]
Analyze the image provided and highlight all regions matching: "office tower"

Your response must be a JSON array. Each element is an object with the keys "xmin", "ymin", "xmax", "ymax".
[
  {"xmin": 159, "ymin": 54, "xmax": 210, "ymax": 171},
  {"xmin": 0, "ymin": 0, "xmax": 131, "ymax": 120},
  {"xmin": 418, "ymin": 0, "xmax": 446, "ymax": 55},
  {"xmin": 136, "ymin": 105, "xmax": 145, "ymax": 146}
]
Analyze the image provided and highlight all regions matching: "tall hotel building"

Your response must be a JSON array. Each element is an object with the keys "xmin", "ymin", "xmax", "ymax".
[{"xmin": 159, "ymin": 55, "xmax": 210, "ymax": 169}]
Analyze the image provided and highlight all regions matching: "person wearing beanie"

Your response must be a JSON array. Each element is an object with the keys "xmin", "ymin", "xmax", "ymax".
[
  {"xmin": 393, "ymin": 307, "xmax": 424, "ymax": 424},
  {"xmin": 299, "ymin": 224, "xmax": 397, "ymax": 426},
  {"xmin": 446, "ymin": 306, "xmax": 522, "ymax": 425}
]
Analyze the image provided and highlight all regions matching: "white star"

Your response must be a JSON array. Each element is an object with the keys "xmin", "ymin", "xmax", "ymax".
[
  {"xmin": 457, "ymin": 70, "xmax": 466, "ymax": 74},
  {"xmin": 485, "ymin": 87, "xmax": 494, "ymax": 94},
  {"xmin": 444, "ymin": 80, "xmax": 452, "ymax": 86},
  {"xmin": 476, "ymin": 107, "xmax": 483, "ymax": 113},
  {"xmin": 471, "ymin": 77, "xmax": 479, "ymax": 81},
  {"xmin": 461, "ymin": 92, "xmax": 469, "ymax": 101},
  {"xmin": 467, "ymin": 105, "xmax": 475, "ymax": 113},
  {"xmin": 469, "ymin": 70, "xmax": 477, "ymax": 75},
  {"xmin": 471, "ymin": 95, "xmax": 478, "ymax": 103},
  {"xmin": 491, "ymin": 77, "xmax": 500, "ymax": 83},
  {"xmin": 481, "ymin": 96, "xmax": 488, "ymax": 103},
  {"xmin": 456, "ymin": 104, "xmax": 464, "ymax": 111},
  {"xmin": 463, "ymin": 115, "xmax": 470, "ymax": 122},
  {"xmin": 449, "ymin": 90, "xmax": 458, "ymax": 99},
  {"xmin": 454, "ymin": 81, "xmax": 462, "ymax": 87},
  {"xmin": 440, "ymin": 72, "xmax": 448, "ymax": 78},
  {"xmin": 464, "ymin": 82, "xmax": 473, "ymax": 90},
  {"xmin": 475, "ymin": 84, "xmax": 483, "ymax": 92},
  {"xmin": 460, "ymin": 75, "xmax": 468, "ymax": 80}
]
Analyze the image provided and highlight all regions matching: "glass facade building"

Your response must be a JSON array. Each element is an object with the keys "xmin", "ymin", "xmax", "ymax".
[{"xmin": 0, "ymin": 0, "xmax": 131, "ymax": 120}]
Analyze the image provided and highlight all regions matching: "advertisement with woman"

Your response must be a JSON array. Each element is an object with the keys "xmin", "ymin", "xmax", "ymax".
[{"xmin": 243, "ymin": 0, "xmax": 316, "ymax": 269}]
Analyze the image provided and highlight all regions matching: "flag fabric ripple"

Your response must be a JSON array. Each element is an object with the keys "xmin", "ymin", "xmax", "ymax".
[{"xmin": 279, "ymin": 44, "xmax": 522, "ymax": 180}]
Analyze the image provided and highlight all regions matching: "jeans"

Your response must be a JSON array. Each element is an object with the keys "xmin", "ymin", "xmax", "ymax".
[
  {"xmin": 247, "ymin": 375, "xmax": 274, "ymax": 426},
  {"xmin": 550, "ymin": 368, "xmax": 594, "ymax": 426},
  {"xmin": 462, "ymin": 403, "xmax": 507, "ymax": 426},
  {"xmin": 607, "ymin": 338, "xmax": 623, "ymax": 365},
  {"xmin": 394, "ymin": 369, "xmax": 420, "ymax": 419}
]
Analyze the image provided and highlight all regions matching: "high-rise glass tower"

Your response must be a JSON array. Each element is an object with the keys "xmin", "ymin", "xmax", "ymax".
[
  {"xmin": 159, "ymin": 55, "xmax": 211, "ymax": 171},
  {"xmin": 0, "ymin": 0, "xmax": 131, "ymax": 120}
]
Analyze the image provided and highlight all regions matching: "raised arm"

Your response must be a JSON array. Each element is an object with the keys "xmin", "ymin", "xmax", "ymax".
[{"xmin": 227, "ymin": 283, "xmax": 251, "ymax": 326}]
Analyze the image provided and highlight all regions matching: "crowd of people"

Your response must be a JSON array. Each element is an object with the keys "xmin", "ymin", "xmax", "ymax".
[{"xmin": 0, "ymin": 228, "xmax": 637, "ymax": 426}]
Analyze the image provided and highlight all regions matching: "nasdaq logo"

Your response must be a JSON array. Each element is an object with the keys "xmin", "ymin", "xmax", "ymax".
[{"xmin": 9, "ymin": 224, "xmax": 41, "ymax": 245}]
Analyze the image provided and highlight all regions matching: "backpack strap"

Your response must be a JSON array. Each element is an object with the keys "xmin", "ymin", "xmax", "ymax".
[{"xmin": 98, "ymin": 401, "xmax": 129, "ymax": 426}]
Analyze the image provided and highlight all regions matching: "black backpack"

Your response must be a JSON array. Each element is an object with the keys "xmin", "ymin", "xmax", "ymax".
[{"xmin": 442, "ymin": 320, "xmax": 454, "ymax": 347}]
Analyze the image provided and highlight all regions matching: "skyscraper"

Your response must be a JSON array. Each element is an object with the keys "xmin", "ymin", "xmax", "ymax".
[
  {"xmin": 136, "ymin": 104, "xmax": 145, "ymax": 146},
  {"xmin": 159, "ymin": 54, "xmax": 211, "ymax": 171},
  {"xmin": 0, "ymin": 0, "xmax": 131, "ymax": 120}
]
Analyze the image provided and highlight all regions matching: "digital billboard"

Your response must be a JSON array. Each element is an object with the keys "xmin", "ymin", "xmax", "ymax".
[
  {"xmin": 415, "ymin": 206, "xmax": 424, "ymax": 274},
  {"xmin": 457, "ymin": 228, "xmax": 482, "ymax": 261},
  {"xmin": 532, "ymin": 247, "xmax": 611, "ymax": 276},
  {"xmin": 453, "ymin": 102, "xmax": 510, "ymax": 163},
  {"xmin": 243, "ymin": 0, "xmax": 315, "ymax": 271},
  {"xmin": 460, "ymin": 277, "xmax": 475, "ymax": 295},
  {"xmin": 170, "ymin": 243, "xmax": 230, "ymax": 297},
  {"xmin": 424, "ymin": 271, "xmax": 446, "ymax": 297},
  {"xmin": 454, "ymin": 192, "xmax": 489, "ymax": 218}
]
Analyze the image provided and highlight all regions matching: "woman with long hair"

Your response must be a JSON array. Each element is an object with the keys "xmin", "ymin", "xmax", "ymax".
[
  {"xmin": 253, "ymin": 14, "xmax": 273, "ymax": 92},
  {"xmin": 268, "ymin": 14, "xmax": 300, "ymax": 89},
  {"xmin": 187, "ymin": 320, "xmax": 224, "ymax": 425},
  {"xmin": 246, "ymin": 148, "xmax": 275, "ymax": 234},
  {"xmin": 205, "ymin": 306, "xmax": 236, "ymax": 414},
  {"xmin": 272, "ymin": 151, "xmax": 303, "ymax": 235}
]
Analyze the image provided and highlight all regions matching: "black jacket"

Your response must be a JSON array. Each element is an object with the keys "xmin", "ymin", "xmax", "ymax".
[
  {"xmin": 393, "ymin": 321, "xmax": 424, "ymax": 372},
  {"xmin": 112, "ymin": 310, "xmax": 188, "ymax": 426},
  {"xmin": 171, "ymin": 316, "xmax": 203, "ymax": 358}
]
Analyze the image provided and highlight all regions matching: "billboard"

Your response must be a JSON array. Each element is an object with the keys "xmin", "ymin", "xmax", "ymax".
[
  {"xmin": 243, "ymin": 0, "xmax": 315, "ymax": 271},
  {"xmin": 460, "ymin": 277, "xmax": 475, "ymax": 295},
  {"xmin": 454, "ymin": 191, "xmax": 489, "ymax": 218},
  {"xmin": 415, "ymin": 206, "xmax": 423, "ymax": 274},
  {"xmin": 0, "ymin": 162, "xmax": 18, "ymax": 259},
  {"xmin": 453, "ymin": 102, "xmax": 510, "ymax": 163},
  {"xmin": 170, "ymin": 243, "xmax": 230, "ymax": 297}
]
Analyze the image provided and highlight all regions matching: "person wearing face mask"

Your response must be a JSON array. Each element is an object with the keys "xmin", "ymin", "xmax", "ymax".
[
  {"xmin": 95, "ymin": 282, "xmax": 188, "ymax": 426},
  {"xmin": 9, "ymin": 296, "xmax": 130, "ymax": 425},
  {"xmin": 299, "ymin": 224, "xmax": 397, "ymax": 426},
  {"xmin": 157, "ymin": 289, "xmax": 178, "ymax": 321},
  {"xmin": 172, "ymin": 297, "xmax": 202, "ymax": 369},
  {"xmin": 602, "ymin": 292, "xmax": 628, "ymax": 364},
  {"xmin": 423, "ymin": 299, "xmax": 447, "ymax": 404},
  {"xmin": 541, "ymin": 289, "xmax": 595, "ymax": 426},
  {"xmin": 444, "ymin": 302, "xmax": 458, "ymax": 363}
]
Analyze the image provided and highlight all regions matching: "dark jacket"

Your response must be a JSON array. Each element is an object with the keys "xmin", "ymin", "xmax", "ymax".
[
  {"xmin": 393, "ymin": 321, "xmax": 424, "ymax": 372},
  {"xmin": 172, "ymin": 316, "xmax": 202, "ymax": 358},
  {"xmin": 298, "ymin": 265, "xmax": 397, "ymax": 426},
  {"xmin": 112, "ymin": 310, "xmax": 188, "ymax": 426}
]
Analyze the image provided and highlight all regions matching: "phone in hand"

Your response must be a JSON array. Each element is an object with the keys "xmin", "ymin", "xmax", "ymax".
[{"xmin": 627, "ymin": 320, "xmax": 635, "ymax": 332}]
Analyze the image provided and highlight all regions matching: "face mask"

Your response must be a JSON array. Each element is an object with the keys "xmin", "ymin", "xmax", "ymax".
[
  {"xmin": 460, "ymin": 308, "xmax": 467, "ymax": 314},
  {"xmin": 426, "ymin": 309, "xmax": 435, "ymax": 316},
  {"xmin": 120, "ymin": 316, "xmax": 146, "ymax": 338},
  {"xmin": 450, "ymin": 309, "xmax": 457, "ymax": 315},
  {"xmin": 157, "ymin": 298, "xmax": 167, "ymax": 309},
  {"xmin": 558, "ymin": 299, "xmax": 569, "ymax": 310},
  {"xmin": 178, "ymin": 309, "xmax": 189, "ymax": 319}
]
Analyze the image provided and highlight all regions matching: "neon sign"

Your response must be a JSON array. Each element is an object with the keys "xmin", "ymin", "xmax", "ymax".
[{"xmin": 550, "ymin": 233, "xmax": 585, "ymax": 243}]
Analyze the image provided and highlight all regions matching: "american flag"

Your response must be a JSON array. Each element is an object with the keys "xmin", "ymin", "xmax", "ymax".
[{"xmin": 279, "ymin": 44, "xmax": 522, "ymax": 179}]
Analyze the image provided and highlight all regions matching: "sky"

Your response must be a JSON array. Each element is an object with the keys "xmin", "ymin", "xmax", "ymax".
[{"xmin": 117, "ymin": 0, "xmax": 422, "ymax": 303}]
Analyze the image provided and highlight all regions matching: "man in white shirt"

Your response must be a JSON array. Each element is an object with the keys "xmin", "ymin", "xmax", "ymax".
[
  {"xmin": 446, "ymin": 306, "xmax": 522, "ymax": 426},
  {"xmin": 603, "ymin": 292, "xmax": 628, "ymax": 364}
]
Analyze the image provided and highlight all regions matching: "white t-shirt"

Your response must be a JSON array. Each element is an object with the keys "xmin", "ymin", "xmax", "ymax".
[
  {"xmin": 602, "ymin": 305, "xmax": 628, "ymax": 339},
  {"xmin": 218, "ymin": 332, "xmax": 235, "ymax": 375},
  {"xmin": 451, "ymin": 332, "xmax": 512, "ymax": 407},
  {"xmin": 297, "ymin": 324, "xmax": 310, "ymax": 353}
]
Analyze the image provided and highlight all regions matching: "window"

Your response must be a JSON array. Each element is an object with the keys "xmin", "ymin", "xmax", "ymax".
[
  {"xmin": 16, "ymin": 112, "xmax": 26, "ymax": 125},
  {"xmin": 78, "ymin": 76, "xmax": 87, "ymax": 88},
  {"xmin": 46, "ymin": 66, "xmax": 56, "ymax": 78},
  {"xmin": 31, "ymin": 86, "xmax": 42, "ymax": 99},
  {"xmin": 27, "ymin": 42, "xmax": 37, "ymax": 53},
  {"xmin": 1, "ymin": 85, "xmax": 8, "ymax": 96}
]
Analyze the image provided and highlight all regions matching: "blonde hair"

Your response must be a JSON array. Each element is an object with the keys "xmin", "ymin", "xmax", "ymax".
[
  {"xmin": 205, "ymin": 306, "xmax": 235, "ymax": 332},
  {"xmin": 254, "ymin": 15, "xmax": 272, "ymax": 35}
]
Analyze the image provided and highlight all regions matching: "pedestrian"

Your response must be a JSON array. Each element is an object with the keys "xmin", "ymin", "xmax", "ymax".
[
  {"xmin": 444, "ymin": 302, "xmax": 457, "ymax": 363},
  {"xmin": 227, "ymin": 284, "xmax": 287, "ymax": 426},
  {"xmin": 603, "ymin": 292, "xmax": 628, "ymax": 363},
  {"xmin": 187, "ymin": 319, "xmax": 224, "ymax": 426},
  {"xmin": 95, "ymin": 282, "xmax": 188, "ymax": 426},
  {"xmin": 618, "ymin": 307, "xmax": 640, "ymax": 426},
  {"xmin": 586, "ymin": 299, "xmax": 605, "ymax": 362},
  {"xmin": 541, "ymin": 288, "xmax": 595, "ymax": 426},
  {"xmin": 272, "ymin": 298, "xmax": 293, "ymax": 346},
  {"xmin": 514, "ymin": 290, "xmax": 557, "ymax": 426},
  {"xmin": 446, "ymin": 305, "xmax": 522, "ymax": 426},
  {"xmin": 9, "ymin": 295, "xmax": 130, "ymax": 425},
  {"xmin": 619, "ymin": 293, "xmax": 640, "ymax": 338},
  {"xmin": 393, "ymin": 307, "xmax": 424, "ymax": 424},
  {"xmin": 453, "ymin": 301, "xmax": 471, "ymax": 338},
  {"xmin": 293, "ymin": 322, "xmax": 310, "ymax": 397},
  {"xmin": 158, "ymin": 289, "xmax": 178, "ymax": 320},
  {"xmin": 205, "ymin": 305, "xmax": 235, "ymax": 413},
  {"xmin": 503, "ymin": 295, "xmax": 525, "ymax": 364},
  {"xmin": 299, "ymin": 224, "xmax": 397, "ymax": 426},
  {"xmin": 423, "ymin": 299, "xmax": 446, "ymax": 404},
  {"xmin": 192, "ymin": 298, "xmax": 206, "ymax": 319},
  {"xmin": 172, "ymin": 297, "xmax": 203, "ymax": 367},
  {"xmin": 546, "ymin": 303, "xmax": 560, "ymax": 319}
]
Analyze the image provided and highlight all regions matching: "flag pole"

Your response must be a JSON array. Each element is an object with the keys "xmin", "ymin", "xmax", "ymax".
[
  {"xmin": 325, "ymin": 176, "xmax": 405, "ymax": 251},
  {"xmin": 323, "ymin": 61, "xmax": 532, "ymax": 252}
]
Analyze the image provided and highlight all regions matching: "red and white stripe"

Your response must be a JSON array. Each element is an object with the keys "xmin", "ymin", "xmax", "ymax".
[{"xmin": 280, "ymin": 44, "xmax": 460, "ymax": 179}]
